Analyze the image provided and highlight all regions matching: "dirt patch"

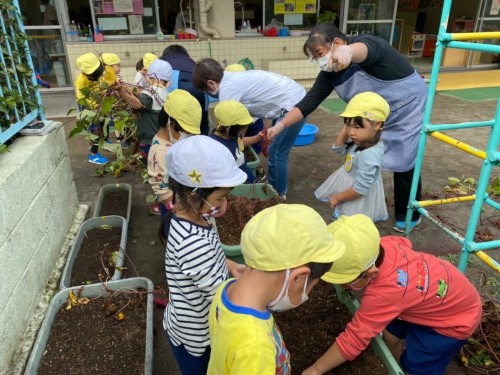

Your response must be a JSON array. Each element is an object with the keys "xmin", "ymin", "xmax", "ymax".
[
  {"xmin": 70, "ymin": 227, "xmax": 122, "ymax": 286},
  {"xmin": 274, "ymin": 281, "xmax": 387, "ymax": 374},
  {"xmin": 38, "ymin": 291, "xmax": 147, "ymax": 375},
  {"xmin": 98, "ymin": 190, "xmax": 129, "ymax": 218}
]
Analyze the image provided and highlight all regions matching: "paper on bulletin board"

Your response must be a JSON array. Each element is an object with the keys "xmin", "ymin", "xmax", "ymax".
[
  {"xmin": 128, "ymin": 14, "xmax": 143, "ymax": 34},
  {"xmin": 275, "ymin": 0, "xmax": 296, "ymax": 14},
  {"xmin": 113, "ymin": 0, "xmax": 133, "ymax": 13},
  {"xmin": 143, "ymin": 7, "xmax": 153, "ymax": 17},
  {"xmin": 98, "ymin": 17, "xmax": 128, "ymax": 30},
  {"xmin": 296, "ymin": 0, "xmax": 316, "ymax": 13},
  {"xmin": 284, "ymin": 14, "xmax": 303, "ymax": 25},
  {"xmin": 490, "ymin": 0, "xmax": 500, "ymax": 16}
]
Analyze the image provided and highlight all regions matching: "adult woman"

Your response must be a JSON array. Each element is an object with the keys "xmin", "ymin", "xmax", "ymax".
[{"xmin": 268, "ymin": 23, "xmax": 427, "ymax": 232}]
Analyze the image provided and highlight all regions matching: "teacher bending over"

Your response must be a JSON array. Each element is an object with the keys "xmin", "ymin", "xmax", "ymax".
[{"xmin": 268, "ymin": 23, "xmax": 427, "ymax": 232}]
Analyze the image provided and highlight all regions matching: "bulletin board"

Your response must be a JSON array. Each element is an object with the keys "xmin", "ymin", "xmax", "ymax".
[{"xmin": 274, "ymin": 0, "xmax": 316, "ymax": 15}]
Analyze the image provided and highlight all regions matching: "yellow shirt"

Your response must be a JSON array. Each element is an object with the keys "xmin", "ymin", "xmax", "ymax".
[
  {"xmin": 208, "ymin": 279, "xmax": 291, "ymax": 375},
  {"xmin": 74, "ymin": 65, "xmax": 118, "ymax": 108}
]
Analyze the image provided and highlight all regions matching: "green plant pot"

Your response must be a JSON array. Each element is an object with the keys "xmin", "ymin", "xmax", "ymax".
[
  {"xmin": 24, "ymin": 277, "xmax": 154, "ymax": 375},
  {"xmin": 93, "ymin": 183, "xmax": 132, "ymax": 222},
  {"xmin": 333, "ymin": 285, "xmax": 404, "ymax": 375},
  {"xmin": 213, "ymin": 183, "xmax": 279, "ymax": 264},
  {"xmin": 246, "ymin": 146, "xmax": 260, "ymax": 177}
]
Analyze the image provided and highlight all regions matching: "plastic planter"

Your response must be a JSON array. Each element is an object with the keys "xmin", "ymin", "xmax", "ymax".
[
  {"xmin": 246, "ymin": 146, "xmax": 260, "ymax": 177},
  {"xmin": 59, "ymin": 215, "xmax": 128, "ymax": 290},
  {"xmin": 214, "ymin": 183, "xmax": 279, "ymax": 264},
  {"xmin": 93, "ymin": 183, "xmax": 132, "ymax": 222},
  {"xmin": 24, "ymin": 277, "xmax": 154, "ymax": 375},
  {"xmin": 334, "ymin": 285, "xmax": 405, "ymax": 375}
]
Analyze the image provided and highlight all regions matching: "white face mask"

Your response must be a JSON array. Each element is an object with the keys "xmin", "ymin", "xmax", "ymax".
[
  {"xmin": 268, "ymin": 269, "xmax": 309, "ymax": 312},
  {"xmin": 314, "ymin": 46, "xmax": 334, "ymax": 72}
]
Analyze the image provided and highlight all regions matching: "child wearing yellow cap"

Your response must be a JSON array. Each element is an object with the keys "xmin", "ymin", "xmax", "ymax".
[
  {"xmin": 302, "ymin": 214, "xmax": 482, "ymax": 375},
  {"xmin": 147, "ymin": 89, "xmax": 201, "ymax": 216},
  {"xmin": 160, "ymin": 135, "xmax": 248, "ymax": 375},
  {"xmin": 208, "ymin": 204, "xmax": 345, "ymax": 374},
  {"xmin": 315, "ymin": 92, "xmax": 389, "ymax": 222},
  {"xmin": 211, "ymin": 100, "xmax": 265, "ymax": 184}
]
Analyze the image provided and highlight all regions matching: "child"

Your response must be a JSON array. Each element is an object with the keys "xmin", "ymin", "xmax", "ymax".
[
  {"xmin": 302, "ymin": 214, "xmax": 482, "ymax": 375},
  {"xmin": 74, "ymin": 52, "xmax": 119, "ymax": 165},
  {"xmin": 161, "ymin": 135, "xmax": 248, "ymax": 374},
  {"xmin": 148, "ymin": 89, "xmax": 202, "ymax": 217},
  {"xmin": 208, "ymin": 204, "xmax": 346, "ymax": 374},
  {"xmin": 142, "ymin": 52, "xmax": 158, "ymax": 71},
  {"xmin": 115, "ymin": 59, "xmax": 172, "ymax": 160},
  {"xmin": 134, "ymin": 58, "xmax": 148, "ymax": 88},
  {"xmin": 314, "ymin": 92, "xmax": 389, "ymax": 222},
  {"xmin": 193, "ymin": 58, "xmax": 306, "ymax": 201},
  {"xmin": 211, "ymin": 100, "xmax": 265, "ymax": 184}
]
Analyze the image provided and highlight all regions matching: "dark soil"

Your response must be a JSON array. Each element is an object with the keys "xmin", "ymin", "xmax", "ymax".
[
  {"xmin": 38, "ymin": 291, "xmax": 147, "ymax": 375},
  {"xmin": 216, "ymin": 194, "xmax": 282, "ymax": 245},
  {"xmin": 99, "ymin": 190, "xmax": 129, "ymax": 218},
  {"xmin": 274, "ymin": 281, "xmax": 387, "ymax": 374},
  {"xmin": 70, "ymin": 227, "xmax": 122, "ymax": 286}
]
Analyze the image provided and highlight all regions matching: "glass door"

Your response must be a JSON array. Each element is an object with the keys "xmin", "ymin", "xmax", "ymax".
[
  {"xmin": 340, "ymin": 0, "xmax": 398, "ymax": 44},
  {"xmin": 470, "ymin": 0, "xmax": 500, "ymax": 66},
  {"xmin": 20, "ymin": 0, "xmax": 70, "ymax": 89}
]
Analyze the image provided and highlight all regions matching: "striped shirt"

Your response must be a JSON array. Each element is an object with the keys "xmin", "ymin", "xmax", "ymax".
[{"xmin": 163, "ymin": 216, "xmax": 229, "ymax": 356}]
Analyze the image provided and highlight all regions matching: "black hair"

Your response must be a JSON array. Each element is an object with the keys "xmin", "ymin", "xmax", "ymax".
[
  {"xmin": 158, "ymin": 108, "xmax": 169, "ymax": 129},
  {"xmin": 343, "ymin": 116, "xmax": 383, "ymax": 151},
  {"xmin": 162, "ymin": 44, "xmax": 189, "ymax": 57},
  {"xmin": 136, "ymin": 58, "xmax": 144, "ymax": 71},
  {"xmin": 84, "ymin": 63, "xmax": 105, "ymax": 81},
  {"xmin": 351, "ymin": 245, "xmax": 386, "ymax": 281},
  {"xmin": 192, "ymin": 58, "xmax": 224, "ymax": 91},
  {"xmin": 307, "ymin": 262, "xmax": 334, "ymax": 281},
  {"xmin": 159, "ymin": 177, "xmax": 218, "ymax": 244},
  {"xmin": 216, "ymin": 123, "xmax": 250, "ymax": 139},
  {"xmin": 303, "ymin": 23, "xmax": 347, "ymax": 57}
]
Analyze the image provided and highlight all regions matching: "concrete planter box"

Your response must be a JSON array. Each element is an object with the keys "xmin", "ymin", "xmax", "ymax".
[
  {"xmin": 59, "ymin": 215, "xmax": 128, "ymax": 290},
  {"xmin": 93, "ymin": 183, "xmax": 132, "ymax": 222},
  {"xmin": 334, "ymin": 285, "xmax": 404, "ymax": 375},
  {"xmin": 24, "ymin": 277, "xmax": 154, "ymax": 375},
  {"xmin": 214, "ymin": 183, "xmax": 279, "ymax": 264}
]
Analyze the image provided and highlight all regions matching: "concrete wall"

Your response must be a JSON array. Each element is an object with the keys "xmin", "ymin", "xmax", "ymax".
[{"xmin": 0, "ymin": 124, "xmax": 79, "ymax": 371}]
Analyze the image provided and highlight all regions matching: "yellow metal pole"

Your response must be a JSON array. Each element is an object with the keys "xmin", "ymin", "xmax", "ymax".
[
  {"xmin": 430, "ymin": 132, "xmax": 486, "ymax": 159},
  {"xmin": 450, "ymin": 32, "xmax": 500, "ymax": 41},
  {"xmin": 418, "ymin": 195, "xmax": 476, "ymax": 207},
  {"xmin": 475, "ymin": 251, "xmax": 500, "ymax": 273}
]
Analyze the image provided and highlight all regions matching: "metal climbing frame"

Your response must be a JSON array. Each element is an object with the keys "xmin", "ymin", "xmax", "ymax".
[{"xmin": 404, "ymin": 0, "xmax": 500, "ymax": 273}]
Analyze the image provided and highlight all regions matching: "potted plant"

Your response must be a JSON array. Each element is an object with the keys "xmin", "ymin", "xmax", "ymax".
[
  {"xmin": 24, "ymin": 277, "xmax": 154, "ymax": 375},
  {"xmin": 59, "ymin": 215, "xmax": 128, "ymax": 290},
  {"xmin": 317, "ymin": 11, "xmax": 337, "ymax": 24},
  {"xmin": 93, "ymin": 182, "xmax": 132, "ymax": 221}
]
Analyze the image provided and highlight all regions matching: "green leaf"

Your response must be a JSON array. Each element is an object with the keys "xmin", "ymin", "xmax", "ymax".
[
  {"xmin": 101, "ymin": 96, "xmax": 115, "ymax": 115},
  {"xmin": 66, "ymin": 108, "xmax": 77, "ymax": 116},
  {"xmin": 0, "ymin": 144, "xmax": 10, "ymax": 153},
  {"xmin": 463, "ymin": 177, "xmax": 475, "ymax": 185},
  {"xmin": 448, "ymin": 177, "xmax": 460, "ymax": 186}
]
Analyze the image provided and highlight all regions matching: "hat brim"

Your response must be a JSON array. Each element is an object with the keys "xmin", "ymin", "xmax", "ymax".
[
  {"xmin": 220, "ymin": 168, "xmax": 247, "ymax": 188},
  {"xmin": 83, "ymin": 60, "xmax": 101, "ymax": 75},
  {"xmin": 321, "ymin": 270, "xmax": 359, "ymax": 285}
]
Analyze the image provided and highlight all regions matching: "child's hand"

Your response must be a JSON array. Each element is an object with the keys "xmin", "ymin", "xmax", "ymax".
[
  {"xmin": 302, "ymin": 366, "xmax": 322, "ymax": 375},
  {"xmin": 329, "ymin": 195, "xmax": 341, "ymax": 209}
]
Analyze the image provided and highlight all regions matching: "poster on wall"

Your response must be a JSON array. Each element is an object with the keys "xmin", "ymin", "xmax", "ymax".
[
  {"xmin": 296, "ymin": 0, "xmax": 316, "ymax": 13},
  {"xmin": 128, "ymin": 14, "xmax": 143, "ymax": 34},
  {"xmin": 275, "ymin": 0, "xmax": 296, "ymax": 14},
  {"xmin": 490, "ymin": 0, "xmax": 500, "ymax": 16},
  {"xmin": 113, "ymin": 0, "xmax": 133, "ymax": 13}
]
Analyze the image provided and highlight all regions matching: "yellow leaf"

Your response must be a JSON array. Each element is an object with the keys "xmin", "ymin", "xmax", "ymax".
[
  {"xmin": 461, "ymin": 355, "xmax": 469, "ymax": 366},
  {"xmin": 115, "ymin": 312, "xmax": 125, "ymax": 321},
  {"xmin": 66, "ymin": 290, "xmax": 77, "ymax": 309},
  {"xmin": 77, "ymin": 297, "xmax": 90, "ymax": 305}
]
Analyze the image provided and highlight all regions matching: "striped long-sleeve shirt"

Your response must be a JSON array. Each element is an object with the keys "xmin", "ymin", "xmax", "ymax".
[{"xmin": 163, "ymin": 216, "xmax": 229, "ymax": 356}]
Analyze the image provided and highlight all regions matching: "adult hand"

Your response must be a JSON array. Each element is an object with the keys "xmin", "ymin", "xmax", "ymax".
[
  {"xmin": 331, "ymin": 45, "xmax": 352, "ymax": 72},
  {"xmin": 267, "ymin": 122, "xmax": 285, "ymax": 141}
]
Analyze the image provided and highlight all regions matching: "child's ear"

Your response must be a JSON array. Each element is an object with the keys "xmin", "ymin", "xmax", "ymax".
[
  {"xmin": 289, "ymin": 266, "xmax": 311, "ymax": 286},
  {"xmin": 366, "ymin": 266, "xmax": 379, "ymax": 279},
  {"xmin": 373, "ymin": 120, "xmax": 383, "ymax": 131}
]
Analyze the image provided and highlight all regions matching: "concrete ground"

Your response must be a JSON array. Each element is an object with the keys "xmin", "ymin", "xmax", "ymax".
[{"xmin": 42, "ymin": 89, "xmax": 499, "ymax": 374}]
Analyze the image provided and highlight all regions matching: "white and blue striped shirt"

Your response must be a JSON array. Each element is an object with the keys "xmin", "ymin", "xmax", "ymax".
[{"xmin": 163, "ymin": 216, "xmax": 228, "ymax": 356}]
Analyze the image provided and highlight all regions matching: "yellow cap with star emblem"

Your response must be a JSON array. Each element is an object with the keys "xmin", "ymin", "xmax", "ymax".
[{"xmin": 166, "ymin": 135, "xmax": 247, "ymax": 188}]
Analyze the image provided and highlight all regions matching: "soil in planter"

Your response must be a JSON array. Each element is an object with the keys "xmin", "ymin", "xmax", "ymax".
[
  {"xmin": 216, "ymin": 193, "xmax": 282, "ymax": 245},
  {"xmin": 38, "ymin": 291, "xmax": 147, "ymax": 375},
  {"xmin": 274, "ymin": 281, "xmax": 387, "ymax": 374},
  {"xmin": 99, "ymin": 190, "xmax": 129, "ymax": 218},
  {"xmin": 71, "ymin": 227, "xmax": 122, "ymax": 286}
]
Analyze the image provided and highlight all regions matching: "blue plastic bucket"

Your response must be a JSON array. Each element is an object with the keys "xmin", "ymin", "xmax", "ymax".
[{"xmin": 293, "ymin": 123, "xmax": 319, "ymax": 146}]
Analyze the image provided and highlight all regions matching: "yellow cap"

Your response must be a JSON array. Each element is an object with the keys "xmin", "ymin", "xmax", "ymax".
[
  {"xmin": 101, "ymin": 53, "xmax": 121, "ymax": 66},
  {"xmin": 225, "ymin": 63, "xmax": 246, "ymax": 72},
  {"xmin": 76, "ymin": 53, "xmax": 100, "ymax": 74},
  {"xmin": 321, "ymin": 215, "xmax": 380, "ymax": 284},
  {"xmin": 241, "ymin": 204, "xmax": 346, "ymax": 272},
  {"xmin": 340, "ymin": 92, "xmax": 390, "ymax": 121},
  {"xmin": 164, "ymin": 89, "xmax": 202, "ymax": 134},
  {"xmin": 143, "ymin": 53, "xmax": 158, "ymax": 70},
  {"xmin": 214, "ymin": 100, "xmax": 254, "ymax": 127}
]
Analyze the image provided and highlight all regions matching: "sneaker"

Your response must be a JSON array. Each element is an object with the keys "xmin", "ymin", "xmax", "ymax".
[
  {"xmin": 279, "ymin": 194, "xmax": 287, "ymax": 202},
  {"xmin": 103, "ymin": 139, "xmax": 116, "ymax": 153},
  {"xmin": 88, "ymin": 153, "xmax": 108, "ymax": 165},
  {"xmin": 255, "ymin": 168, "xmax": 266, "ymax": 183},
  {"xmin": 393, "ymin": 217, "xmax": 422, "ymax": 233},
  {"xmin": 149, "ymin": 202, "xmax": 161, "ymax": 215}
]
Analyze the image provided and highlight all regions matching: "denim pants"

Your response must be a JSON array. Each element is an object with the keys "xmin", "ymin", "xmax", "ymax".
[
  {"xmin": 168, "ymin": 336, "xmax": 210, "ymax": 375},
  {"xmin": 268, "ymin": 117, "xmax": 306, "ymax": 195}
]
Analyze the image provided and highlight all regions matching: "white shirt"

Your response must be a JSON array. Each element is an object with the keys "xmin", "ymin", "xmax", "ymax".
[{"xmin": 219, "ymin": 71, "xmax": 306, "ymax": 119}]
